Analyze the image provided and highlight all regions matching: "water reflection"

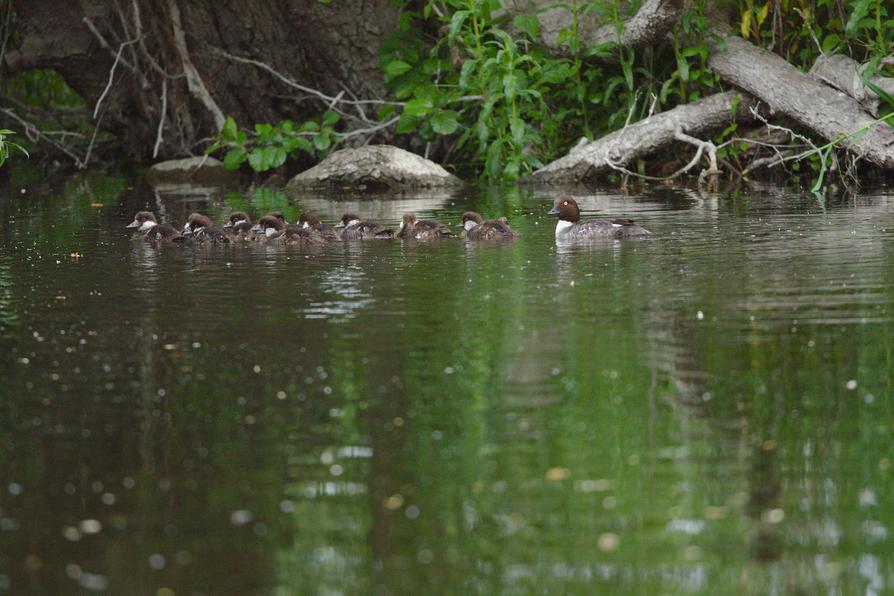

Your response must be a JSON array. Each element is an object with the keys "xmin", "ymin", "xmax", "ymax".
[{"xmin": 1, "ymin": 178, "xmax": 894, "ymax": 593}]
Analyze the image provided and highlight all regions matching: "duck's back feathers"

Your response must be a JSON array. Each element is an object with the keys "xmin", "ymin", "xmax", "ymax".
[
  {"xmin": 343, "ymin": 222, "xmax": 394, "ymax": 239},
  {"xmin": 145, "ymin": 224, "xmax": 181, "ymax": 241},
  {"xmin": 466, "ymin": 220, "xmax": 518, "ymax": 240}
]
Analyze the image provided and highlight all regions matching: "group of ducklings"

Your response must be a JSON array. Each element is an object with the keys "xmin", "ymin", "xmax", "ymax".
[{"xmin": 126, "ymin": 209, "xmax": 519, "ymax": 244}]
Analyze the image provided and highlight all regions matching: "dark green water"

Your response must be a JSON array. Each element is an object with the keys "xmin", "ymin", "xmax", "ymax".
[{"xmin": 2, "ymin": 172, "xmax": 894, "ymax": 595}]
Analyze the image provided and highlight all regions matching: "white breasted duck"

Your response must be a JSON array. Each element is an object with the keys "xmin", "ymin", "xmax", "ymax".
[
  {"xmin": 458, "ymin": 211, "xmax": 519, "ymax": 240},
  {"xmin": 397, "ymin": 213, "xmax": 455, "ymax": 240},
  {"xmin": 335, "ymin": 213, "xmax": 394, "ymax": 239},
  {"xmin": 126, "ymin": 211, "xmax": 181, "ymax": 241},
  {"xmin": 548, "ymin": 196, "xmax": 651, "ymax": 240}
]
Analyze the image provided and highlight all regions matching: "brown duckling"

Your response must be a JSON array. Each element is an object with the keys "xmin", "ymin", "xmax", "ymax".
[
  {"xmin": 299, "ymin": 211, "xmax": 341, "ymax": 241},
  {"xmin": 253, "ymin": 215, "xmax": 324, "ymax": 245},
  {"xmin": 126, "ymin": 211, "xmax": 181, "ymax": 241},
  {"xmin": 183, "ymin": 213, "xmax": 230, "ymax": 243},
  {"xmin": 335, "ymin": 213, "xmax": 394, "ymax": 239},
  {"xmin": 458, "ymin": 211, "xmax": 519, "ymax": 240},
  {"xmin": 397, "ymin": 212, "xmax": 455, "ymax": 240}
]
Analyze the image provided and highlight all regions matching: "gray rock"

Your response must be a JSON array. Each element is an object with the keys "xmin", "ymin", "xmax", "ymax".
[
  {"xmin": 145, "ymin": 156, "xmax": 238, "ymax": 186},
  {"xmin": 287, "ymin": 145, "xmax": 461, "ymax": 191}
]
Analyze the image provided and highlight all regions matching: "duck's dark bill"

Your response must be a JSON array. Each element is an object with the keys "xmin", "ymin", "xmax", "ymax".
[{"xmin": 547, "ymin": 206, "xmax": 560, "ymax": 215}]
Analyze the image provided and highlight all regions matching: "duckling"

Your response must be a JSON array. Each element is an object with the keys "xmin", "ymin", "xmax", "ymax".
[
  {"xmin": 335, "ymin": 213, "xmax": 394, "ymax": 239},
  {"xmin": 299, "ymin": 211, "xmax": 341, "ymax": 241},
  {"xmin": 223, "ymin": 211, "xmax": 251, "ymax": 229},
  {"xmin": 223, "ymin": 212, "xmax": 255, "ymax": 239},
  {"xmin": 253, "ymin": 215, "xmax": 324, "ymax": 246},
  {"xmin": 126, "ymin": 211, "xmax": 181, "ymax": 241},
  {"xmin": 548, "ymin": 196, "xmax": 651, "ymax": 241},
  {"xmin": 397, "ymin": 212, "xmax": 455, "ymax": 240},
  {"xmin": 183, "ymin": 213, "xmax": 230, "ymax": 243},
  {"xmin": 458, "ymin": 211, "xmax": 519, "ymax": 240}
]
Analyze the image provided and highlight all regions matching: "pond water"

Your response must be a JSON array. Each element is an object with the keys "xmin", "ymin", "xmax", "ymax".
[{"xmin": 1, "ymin": 172, "xmax": 894, "ymax": 594}]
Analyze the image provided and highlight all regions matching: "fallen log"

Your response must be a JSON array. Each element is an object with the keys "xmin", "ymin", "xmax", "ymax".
[
  {"xmin": 528, "ymin": 91, "xmax": 759, "ymax": 184},
  {"xmin": 708, "ymin": 33, "xmax": 894, "ymax": 170},
  {"xmin": 809, "ymin": 54, "xmax": 894, "ymax": 117},
  {"xmin": 519, "ymin": 0, "xmax": 685, "ymax": 57}
]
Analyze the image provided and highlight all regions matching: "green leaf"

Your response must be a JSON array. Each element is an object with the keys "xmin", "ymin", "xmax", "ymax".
[
  {"xmin": 459, "ymin": 59, "xmax": 478, "ymax": 90},
  {"xmin": 676, "ymin": 51, "xmax": 690, "ymax": 82},
  {"xmin": 294, "ymin": 138, "xmax": 314, "ymax": 154},
  {"xmin": 247, "ymin": 149, "xmax": 265, "ymax": 172},
  {"xmin": 503, "ymin": 73, "xmax": 518, "ymax": 100},
  {"xmin": 313, "ymin": 134, "xmax": 331, "ymax": 152},
  {"xmin": 403, "ymin": 98, "xmax": 434, "ymax": 117},
  {"xmin": 821, "ymin": 34, "xmax": 840, "ymax": 53},
  {"xmin": 396, "ymin": 114, "xmax": 418, "ymax": 134},
  {"xmin": 513, "ymin": 14, "xmax": 540, "ymax": 39},
  {"xmin": 846, "ymin": 0, "xmax": 872, "ymax": 34},
  {"xmin": 223, "ymin": 147, "xmax": 247, "ymax": 169},
  {"xmin": 322, "ymin": 110, "xmax": 340, "ymax": 127},
  {"xmin": 430, "ymin": 110, "xmax": 460, "ymax": 135},
  {"xmin": 509, "ymin": 115, "xmax": 525, "ymax": 146},
  {"xmin": 271, "ymin": 146, "xmax": 287, "ymax": 168},
  {"xmin": 254, "ymin": 123, "xmax": 274, "ymax": 136},
  {"xmin": 385, "ymin": 60, "xmax": 413, "ymax": 77},
  {"xmin": 378, "ymin": 104, "xmax": 397, "ymax": 120},
  {"xmin": 221, "ymin": 116, "xmax": 239, "ymax": 141},
  {"xmin": 448, "ymin": 10, "xmax": 470, "ymax": 44}
]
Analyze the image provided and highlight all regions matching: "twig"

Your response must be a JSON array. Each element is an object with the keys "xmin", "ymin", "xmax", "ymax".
[
  {"xmin": 94, "ymin": 37, "xmax": 140, "ymax": 118},
  {"xmin": 130, "ymin": 0, "xmax": 181, "ymax": 79},
  {"xmin": 605, "ymin": 127, "xmax": 716, "ymax": 182},
  {"xmin": 0, "ymin": 0, "xmax": 13, "ymax": 68},
  {"xmin": 82, "ymin": 17, "xmax": 140, "ymax": 76},
  {"xmin": 1, "ymin": 107, "xmax": 88, "ymax": 164},
  {"xmin": 168, "ymin": 0, "xmax": 225, "ymax": 130},
  {"xmin": 113, "ymin": 0, "xmax": 141, "ymax": 77},
  {"xmin": 153, "ymin": 79, "xmax": 168, "ymax": 158},
  {"xmin": 210, "ymin": 47, "xmax": 404, "ymax": 109},
  {"xmin": 337, "ymin": 116, "xmax": 401, "ymax": 140},
  {"xmin": 80, "ymin": 106, "xmax": 106, "ymax": 168}
]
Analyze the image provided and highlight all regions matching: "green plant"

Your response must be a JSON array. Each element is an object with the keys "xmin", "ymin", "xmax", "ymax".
[
  {"xmin": 207, "ymin": 112, "xmax": 340, "ymax": 172},
  {"xmin": 0, "ymin": 129, "xmax": 28, "ymax": 166},
  {"xmin": 207, "ymin": 0, "xmax": 894, "ymax": 184}
]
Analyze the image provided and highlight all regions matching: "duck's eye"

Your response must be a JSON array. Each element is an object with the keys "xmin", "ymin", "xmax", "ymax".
[{"xmin": 563, "ymin": 201, "xmax": 568, "ymax": 205}]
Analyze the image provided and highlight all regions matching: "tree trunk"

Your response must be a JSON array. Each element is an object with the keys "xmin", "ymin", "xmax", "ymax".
[
  {"xmin": 513, "ymin": 0, "xmax": 684, "ymax": 57},
  {"xmin": 6, "ymin": 0, "xmax": 400, "ymax": 162},
  {"xmin": 528, "ymin": 91, "xmax": 759, "ymax": 183},
  {"xmin": 809, "ymin": 54, "xmax": 894, "ymax": 118},
  {"xmin": 707, "ymin": 33, "xmax": 894, "ymax": 170}
]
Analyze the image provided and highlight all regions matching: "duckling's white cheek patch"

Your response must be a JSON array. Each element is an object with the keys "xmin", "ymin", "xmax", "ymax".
[
  {"xmin": 399, "ymin": 221, "xmax": 405, "ymax": 230},
  {"xmin": 265, "ymin": 227, "xmax": 276, "ymax": 238},
  {"xmin": 302, "ymin": 222, "xmax": 309, "ymax": 229},
  {"xmin": 464, "ymin": 220, "xmax": 478, "ymax": 231},
  {"xmin": 139, "ymin": 220, "xmax": 157, "ymax": 232}
]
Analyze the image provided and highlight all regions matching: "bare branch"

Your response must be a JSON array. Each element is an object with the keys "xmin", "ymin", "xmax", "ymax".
[
  {"xmin": 82, "ymin": 17, "xmax": 139, "ymax": 76},
  {"xmin": 153, "ymin": 79, "xmax": 168, "ymax": 158},
  {"xmin": 94, "ymin": 37, "xmax": 140, "ymax": 118},
  {"xmin": 1, "ymin": 107, "xmax": 92, "ymax": 165},
  {"xmin": 168, "ymin": 0, "xmax": 225, "ymax": 130}
]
